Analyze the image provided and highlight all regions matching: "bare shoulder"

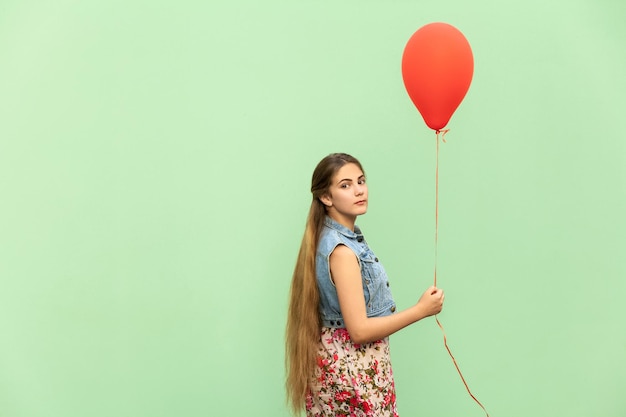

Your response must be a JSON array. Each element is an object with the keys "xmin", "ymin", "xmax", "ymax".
[
  {"xmin": 329, "ymin": 244, "xmax": 359, "ymax": 275},
  {"xmin": 329, "ymin": 244, "xmax": 357, "ymax": 263}
]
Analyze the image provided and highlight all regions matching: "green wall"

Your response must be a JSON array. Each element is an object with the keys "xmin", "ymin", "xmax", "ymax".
[{"xmin": 1, "ymin": 1, "xmax": 625, "ymax": 416}]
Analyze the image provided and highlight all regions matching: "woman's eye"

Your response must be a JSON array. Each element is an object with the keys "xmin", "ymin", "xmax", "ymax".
[{"xmin": 340, "ymin": 183, "xmax": 349, "ymax": 189}]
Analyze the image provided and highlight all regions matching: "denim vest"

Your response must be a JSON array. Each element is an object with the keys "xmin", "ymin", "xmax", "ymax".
[{"xmin": 316, "ymin": 217, "xmax": 396, "ymax": 328}]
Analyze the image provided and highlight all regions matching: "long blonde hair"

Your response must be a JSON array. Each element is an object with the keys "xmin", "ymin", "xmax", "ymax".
[{"xmin": 285, "ymin": 153, "xmax": 363, "ymax": 415}]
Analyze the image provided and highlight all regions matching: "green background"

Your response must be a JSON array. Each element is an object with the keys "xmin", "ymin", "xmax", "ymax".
[{"xmin": 1, "ymin": 1, "xmax": 624, "ymax": 416}]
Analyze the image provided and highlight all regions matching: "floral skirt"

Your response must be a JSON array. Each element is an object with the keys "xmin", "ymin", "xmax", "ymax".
[{"xmin": 306, "ymin": 327, "xmax": 399, "ymax": 417}]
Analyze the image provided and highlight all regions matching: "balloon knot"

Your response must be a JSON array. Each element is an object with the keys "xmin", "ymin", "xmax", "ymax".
[{"xmin": 436, "ymin": 129, "xmax": 450, "ymax": 143}]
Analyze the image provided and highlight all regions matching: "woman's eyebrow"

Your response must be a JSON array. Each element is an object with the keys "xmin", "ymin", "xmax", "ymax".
[{"xmin": 336, "ymin": 175, "xmax": 365, "ymax": 185}]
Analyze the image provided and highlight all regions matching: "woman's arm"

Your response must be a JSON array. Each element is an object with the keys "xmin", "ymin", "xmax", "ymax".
[{"xmin": 330, "ymin": 244, "xmax": 444, "ymax": 344}]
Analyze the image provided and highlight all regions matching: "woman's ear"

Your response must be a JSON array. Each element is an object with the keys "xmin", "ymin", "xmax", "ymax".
[{"xmin": 319, "ymin": 194, "xmax": 332, "ymax": 207}]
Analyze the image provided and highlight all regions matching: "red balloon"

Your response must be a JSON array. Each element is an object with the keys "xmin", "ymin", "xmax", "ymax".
[{"xmin": 402, "ymin": 23, "xmax": 474, "ymax": 131}]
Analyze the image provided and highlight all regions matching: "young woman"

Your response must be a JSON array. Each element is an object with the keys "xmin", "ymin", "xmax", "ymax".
[{"xmin": 286, "ymin": 153, "xmax": 445, "ymax": 416}]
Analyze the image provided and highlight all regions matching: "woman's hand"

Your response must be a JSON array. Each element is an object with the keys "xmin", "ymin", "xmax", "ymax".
[{"xmin": 416, "ymin": 286, "xmax": 445, "ymax": 317}]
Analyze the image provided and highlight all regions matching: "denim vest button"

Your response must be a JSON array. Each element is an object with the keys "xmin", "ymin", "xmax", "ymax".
[
  {"xmin": 390, "ymin": 305, "xmax": 396, "ymax": 312},
  {"xmin": 386, "ymin": 281, "xmax": 390, "ymax": 287},
  {"xmin": 375, "ymin": 257, "xmax": 379, "ymax": 262}
]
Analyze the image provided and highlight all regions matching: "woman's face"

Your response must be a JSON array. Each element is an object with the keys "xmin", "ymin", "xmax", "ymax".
[{"xmin": 320, "ymin": 163, "xmax": 368, "ymax": 226}]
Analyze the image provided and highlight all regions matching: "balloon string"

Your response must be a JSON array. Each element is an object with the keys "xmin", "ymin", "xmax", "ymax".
[
  {"xmin": 433, "ymin": 129, "xmax": 490, "ymax": 417},
  {"xmin": 433, "ymin": 129, "xmax": 447, "ymax": 287},
  {"xmin": 435, "ymin": 317, "xmax": 490, "ymax": 417}
]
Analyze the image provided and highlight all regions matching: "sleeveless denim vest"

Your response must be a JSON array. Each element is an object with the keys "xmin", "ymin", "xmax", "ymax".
[{"xmin": 316, "ymin": 216, "xmax": 396, "ymax": 328}]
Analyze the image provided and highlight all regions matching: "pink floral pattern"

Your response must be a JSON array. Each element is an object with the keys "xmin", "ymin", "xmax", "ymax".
[{"xmin": 306, "ymin": 327, "xmax": 399, "ymax": 417}]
